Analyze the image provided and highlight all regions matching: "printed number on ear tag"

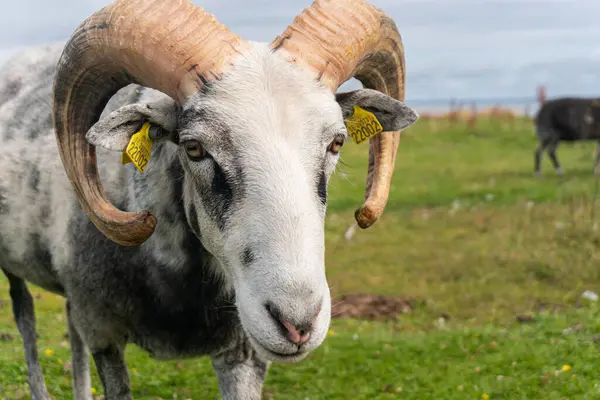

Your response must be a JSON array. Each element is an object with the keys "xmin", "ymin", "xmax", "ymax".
[
  {"xmin": 122, "ymin": 122, "xmax": 154, "ymax": 173},
  {"xmin": 345, "ymin": 106, "xmax": 384, "ymax": 145}
]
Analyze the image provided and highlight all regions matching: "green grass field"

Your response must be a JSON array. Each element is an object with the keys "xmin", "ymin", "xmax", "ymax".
[{"xmin": 2, "ymin": 116, "xmax": 600, "ymax": 399}]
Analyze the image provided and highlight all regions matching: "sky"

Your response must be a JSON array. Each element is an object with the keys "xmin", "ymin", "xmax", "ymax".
[{"xmin": 1, "ymin": 0, "xmax": 599, "ymax": 103}]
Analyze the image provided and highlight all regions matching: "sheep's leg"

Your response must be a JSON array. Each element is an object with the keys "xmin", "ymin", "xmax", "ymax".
[
  {"xmin": 2, "ymin": 269, "xmax": 51, "ymax": 400},
  {"xmin": 594, "ymin": 141, "xmax": 600, "ymax": 174},
  {"xmin": 211, "ymin": 338, "xmax": 269, "ymax": 400},
  {"xmin": 67, "ymin": 302, "xmax": 92, "ymax": 400},
  {"xmin": 91, "ymin": 344, "xmax": 132, "ymax": 400},
  {"xmin": 547, "ymin": 140, "xmax": 563, "ymax": 175},
  {"xmin": 534, "ymin": 139, "xmax": 549, "ymax": 177}
]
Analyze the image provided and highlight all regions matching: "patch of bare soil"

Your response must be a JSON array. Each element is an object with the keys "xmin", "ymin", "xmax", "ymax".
[{"xmin": 332, "ymin": 293, "xmax": 413, "ymax": 321}]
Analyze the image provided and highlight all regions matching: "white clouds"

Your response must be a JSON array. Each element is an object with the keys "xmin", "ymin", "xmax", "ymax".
[{"xmin": 0, "ymin": 0, "xmax": 598, "ymax": 101}]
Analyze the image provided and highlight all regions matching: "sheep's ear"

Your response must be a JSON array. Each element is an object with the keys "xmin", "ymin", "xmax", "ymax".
[
  {"xmin": 86, "ymin": 96, "xmax": 179, "ymax": 152},
  {"xmin": 336, "ymin": 88, "xmax": 418, "ymax": 132}
]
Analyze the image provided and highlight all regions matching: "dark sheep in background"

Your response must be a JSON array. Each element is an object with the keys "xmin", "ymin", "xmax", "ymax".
[{"xmin": 534, "ymin": 97, "xmax": 600, "ymax": 176}]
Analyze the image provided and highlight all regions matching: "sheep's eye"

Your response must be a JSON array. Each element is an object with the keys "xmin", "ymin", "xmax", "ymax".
[
  {"xmin": 327, "ymin": 137, "xmax": 345, "ymax": 155},
  {"xmin": 184, "ymin": 140, "xmax": 206, "ymax": 161}
]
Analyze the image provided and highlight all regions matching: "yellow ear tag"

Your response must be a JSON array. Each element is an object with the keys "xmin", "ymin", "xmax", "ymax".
[
  {"xmin": 345, "ymin": 106, "xmax": 384, "ymax": 145},
  {"xmin": 121, "ymin": 122, "xmax": 153, "ymax": 173}
]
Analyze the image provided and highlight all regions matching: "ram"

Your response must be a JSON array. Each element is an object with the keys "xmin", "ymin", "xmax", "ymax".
[
  {"xmin": 0, "ymin": 0, "xmax": 417, "ymax": 398},
  {"xmin": 534, "ymin": 97, "xmax": 600, "ymax": 176}
]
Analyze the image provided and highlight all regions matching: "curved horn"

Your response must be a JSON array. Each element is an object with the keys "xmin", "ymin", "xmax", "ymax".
[
  {"xmin": 53, "ymin": 0, "xmax": 250, "ymax": 246},
  {"xmin": 271, "ymin": 0, "xmax": 405, "ymax": 229}
]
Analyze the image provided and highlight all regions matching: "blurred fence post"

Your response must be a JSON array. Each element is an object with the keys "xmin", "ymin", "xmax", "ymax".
[
  {"xmin": 537, "ymin": 85, "xmax": 547, "ymax": 105},
  {"xmin": 467, "ymin": 102, "xmax": 477, "ymax": 130}
]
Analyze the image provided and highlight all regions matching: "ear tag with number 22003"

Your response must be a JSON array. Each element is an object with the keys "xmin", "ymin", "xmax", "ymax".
[
  {"xmin": 345, "ymin": 106, "xmax": 384, "ymax": 145},
  {"xmin": 122, "ymin": 122, "xmax": 154, "ymax": 173}
]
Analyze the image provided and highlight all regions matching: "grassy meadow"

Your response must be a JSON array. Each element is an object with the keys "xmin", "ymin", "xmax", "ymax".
[{"xmin": 2, "ymin": 114, "xmax": 600, "ymax": 399}]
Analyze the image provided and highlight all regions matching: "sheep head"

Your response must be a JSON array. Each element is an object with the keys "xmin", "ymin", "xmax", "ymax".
[{"xmin": 53, "ymin": 0, "xmax": 417, "ymax": 362}]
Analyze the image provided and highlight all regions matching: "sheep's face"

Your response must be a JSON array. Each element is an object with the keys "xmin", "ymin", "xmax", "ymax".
[
  {"xmin": 89, "ymin": 43, "xmax": 417, "ymax": 363},
  {"xmin": 177, "ymin": 45, "xmax": 343, "ymax": 363},
  {"xmin": 583, "ymin": 102, "xmax": 600, "ymax": 137}
]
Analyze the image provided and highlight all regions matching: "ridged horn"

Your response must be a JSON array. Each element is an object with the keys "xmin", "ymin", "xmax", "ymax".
[
  {"xmin": 53, "ymin": 0, "xmax": 250, "ymax": 246},
  {"xmin": 271, "ymin": 0, "xmax": 406, "ymax": 228}
]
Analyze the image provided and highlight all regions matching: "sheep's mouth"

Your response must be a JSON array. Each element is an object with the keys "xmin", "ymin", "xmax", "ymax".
[{"xmin": 246, "ymin": 332, "xmax": 309, "ymax": 364}]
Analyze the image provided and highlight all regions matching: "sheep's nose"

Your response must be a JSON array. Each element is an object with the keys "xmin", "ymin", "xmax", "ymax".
[
  {"xmin": 266, "ymin": 302, "xmax": 321, "ymax": 345},
  {"xmin": 281, "ymin": 320, "xmax": 311, "ymax": 345}
]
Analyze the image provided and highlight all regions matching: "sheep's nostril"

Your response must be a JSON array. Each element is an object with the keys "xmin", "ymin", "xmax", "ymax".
[
  {"xmin": 280, "ymin": 319, "xmax": 311, "ymax": 345},
  {"xmin": 265, "ymin": 303, "xmax": 274, "ymax": 317},
  {"xmin": 265, "ymin": 302, "xmax": 318, "ymax": 346}
]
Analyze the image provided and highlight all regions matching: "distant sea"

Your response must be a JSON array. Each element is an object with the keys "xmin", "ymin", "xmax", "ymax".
[{"xmin": 406, "ymin": 96, "xmax": 540, "ymax": 117}]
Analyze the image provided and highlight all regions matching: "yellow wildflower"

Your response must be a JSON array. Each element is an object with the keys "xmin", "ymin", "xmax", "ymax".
[
  {"xmin": 562, "ymin": 364, "xmax": 571, "ymax": 372},
  {"xmin": 327, "ymin": 329, "xmax": 335, "ymax": 336},
  {"xmin": 482, "ymin": 394, "xmax": 489, "ymax": 400},
  {"xmin": 44, "ymin": 349, "xmax": 54, "ymax": 357},
  {"xmin": 91, "ymin": 387, "xmax": 97, "ymax": 395}
]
